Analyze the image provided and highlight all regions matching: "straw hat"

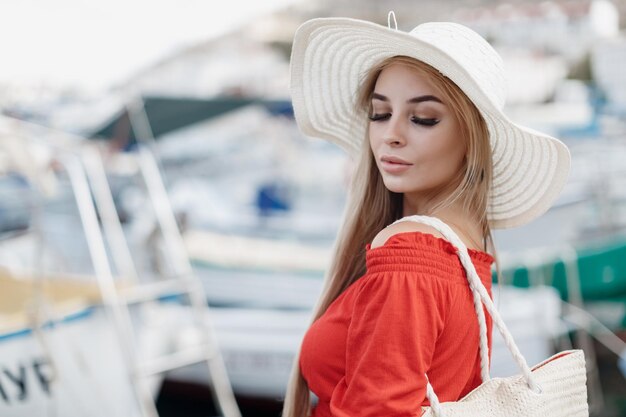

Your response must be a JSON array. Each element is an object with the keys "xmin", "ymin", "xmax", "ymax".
[{"xmin": 289, "ymin": 14, "xmax": 571, "ymax": 229}]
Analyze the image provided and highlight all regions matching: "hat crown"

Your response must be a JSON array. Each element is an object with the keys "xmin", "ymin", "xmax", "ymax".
[{"xmin": 410, "ymin": 22, "xmax": 506, "ymax": 109}]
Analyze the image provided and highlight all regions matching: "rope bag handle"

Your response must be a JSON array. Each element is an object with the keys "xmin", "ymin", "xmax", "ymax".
[{"xmin": 390, "ymin": 215, "xmax": 541, "ymax": 416}]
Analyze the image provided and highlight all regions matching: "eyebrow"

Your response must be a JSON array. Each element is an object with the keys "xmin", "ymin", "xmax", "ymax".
[{"xmin": 371, "ymin": 92, "xmax": 443, "ymax": 104}]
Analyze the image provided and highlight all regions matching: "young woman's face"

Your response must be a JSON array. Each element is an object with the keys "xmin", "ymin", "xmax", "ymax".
[{"xmin": 369, "ymin": 63, "xmax": 466, "ymax": 199}]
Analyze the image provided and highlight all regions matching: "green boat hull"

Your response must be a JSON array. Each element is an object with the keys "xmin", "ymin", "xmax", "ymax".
[{"xmin": 493, "ymin": 237, "xmax": 626, "ymax": 302}]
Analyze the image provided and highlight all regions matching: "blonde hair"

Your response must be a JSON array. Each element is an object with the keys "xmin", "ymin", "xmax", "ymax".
[{"xmin": 282, "ymin": 55, "xmax": 501, "ymax": 417}]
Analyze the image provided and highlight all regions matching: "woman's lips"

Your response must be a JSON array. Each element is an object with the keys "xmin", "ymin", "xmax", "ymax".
[{"xmin": 381, "ymin": 160, "xmax": 412, "ymax": 174}]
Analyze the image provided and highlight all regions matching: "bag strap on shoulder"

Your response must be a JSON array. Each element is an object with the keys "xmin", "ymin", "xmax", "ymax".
[{"xmin": 390, "ymin": 215, "xmax": 541, "ymax": 415}]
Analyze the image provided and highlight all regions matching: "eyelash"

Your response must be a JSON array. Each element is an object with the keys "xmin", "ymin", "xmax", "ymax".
[{"xmin": 368, "ymin": 113, "xmax": 440, "ymax": 127}]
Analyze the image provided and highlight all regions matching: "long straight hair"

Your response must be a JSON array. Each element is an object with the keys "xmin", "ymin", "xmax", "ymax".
[{"xmin": 282, "ymin": 55, "xmax": 501, "ymax": 417}]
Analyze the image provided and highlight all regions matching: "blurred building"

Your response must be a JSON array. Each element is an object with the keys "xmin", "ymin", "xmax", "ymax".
[
  {"xmin": 114, "ymin": 30, "xmax": 294, "ymax": 100},
  {"xmin": 453, "ymin": 0, "xmax": 619, "ymax": 62}
]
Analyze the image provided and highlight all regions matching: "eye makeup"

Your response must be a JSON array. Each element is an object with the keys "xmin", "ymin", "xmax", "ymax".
[{"xmin": 367, "ymin": 113, "xmax": 440, "ymax": 126}]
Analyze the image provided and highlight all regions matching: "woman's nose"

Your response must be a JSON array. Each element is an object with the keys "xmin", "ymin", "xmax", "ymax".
[{"xmin": 383, "ymin": 116, "xmax": 406, "ymax": 147}]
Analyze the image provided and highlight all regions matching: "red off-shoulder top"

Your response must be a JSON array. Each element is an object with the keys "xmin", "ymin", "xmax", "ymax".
[{"xmin": 299, "ymin": 231, "xmax": 495, "ymax": 417}]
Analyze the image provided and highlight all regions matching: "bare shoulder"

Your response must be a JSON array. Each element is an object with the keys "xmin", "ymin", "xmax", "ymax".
[{"xmin": 370, "ymin": 221, "xmax": 446, "ymax": 249}]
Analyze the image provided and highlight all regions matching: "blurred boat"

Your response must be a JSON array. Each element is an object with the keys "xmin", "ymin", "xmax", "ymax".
[
  {"xmin": 0, "ymin": 115, "xmax": 242, "ymax": 417},
  {"xmin": 148, "ymin": 303, "xmax": 311, "ymax": 399},
  {"xmin": 0, "ymin": 272, "xmax": 167, "ymax": 417},
  {"xmin": 497, "ymin": 236, "xmax": 626, "ymax": 330},
  {"xmin": 0, "ymin": 174, "xmax": 32, "ymax": 234},
  {"xmin": 184, "ymin": 228, "xmax": 327, "ymax": 309}
]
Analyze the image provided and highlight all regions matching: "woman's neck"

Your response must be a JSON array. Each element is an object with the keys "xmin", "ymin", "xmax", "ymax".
[{"xmin": 402, "ymin": 198, "xmax": 485, "ymax": 252}]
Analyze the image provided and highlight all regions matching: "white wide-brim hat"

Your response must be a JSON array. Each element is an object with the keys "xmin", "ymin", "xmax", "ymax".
[{"xmin": 289, "ymin": 16, "xmax": 571, "ymax": 229}]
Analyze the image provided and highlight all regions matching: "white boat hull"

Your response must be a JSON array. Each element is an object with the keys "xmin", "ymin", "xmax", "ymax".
[{"xmin": 0, "ymin": 305, "xmax": 166, "ymax": 417}]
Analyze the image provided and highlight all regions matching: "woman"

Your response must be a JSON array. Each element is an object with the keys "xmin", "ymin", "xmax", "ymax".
[{"xmin": 283, "ymin": 14, "xmax": 570, "ymax": 417}]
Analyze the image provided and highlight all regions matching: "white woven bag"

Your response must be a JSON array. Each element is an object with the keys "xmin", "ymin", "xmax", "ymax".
[{"xmin": 391, "ymin": 215, "xmax": 589, "ymax": 417}]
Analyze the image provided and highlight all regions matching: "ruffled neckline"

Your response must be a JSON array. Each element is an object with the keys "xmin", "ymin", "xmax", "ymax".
[{"xmin": 365, "ymin": 230, "xmax": 495, "ymax": 265}]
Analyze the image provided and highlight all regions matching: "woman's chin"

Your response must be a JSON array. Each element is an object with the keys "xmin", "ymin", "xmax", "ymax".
[{"xmin": 382, "ymin": 180, "xmax": 412, "ymax": 194}]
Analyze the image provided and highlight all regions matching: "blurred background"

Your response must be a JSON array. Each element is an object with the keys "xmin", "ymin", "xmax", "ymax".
[{"xmin": 1, "ymin": 0, "xmax": 626, "ymax": 416}]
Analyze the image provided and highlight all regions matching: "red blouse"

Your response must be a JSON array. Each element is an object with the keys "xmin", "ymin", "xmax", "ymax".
[{"xmin": 299, "ymin": 231, "xmax": 495, "ymax": 417}]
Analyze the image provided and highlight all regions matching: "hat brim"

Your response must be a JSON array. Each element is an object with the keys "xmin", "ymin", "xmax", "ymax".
[{"xmin": 289, "ymin": 17, "xmax": 570, "ymax": 229}]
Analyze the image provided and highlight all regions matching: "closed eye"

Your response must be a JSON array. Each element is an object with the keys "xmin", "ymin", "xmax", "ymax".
[
  {"xmin": 368, "ymin": 113, "xmax": 439, "ymax": 127},
  {"xmin": 367, "ymin": 113, "xmax": 391, "ymax": 122},
  {"xmin": 412, "ymin": 117, "xmax": 439, "ymax": 126}
]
